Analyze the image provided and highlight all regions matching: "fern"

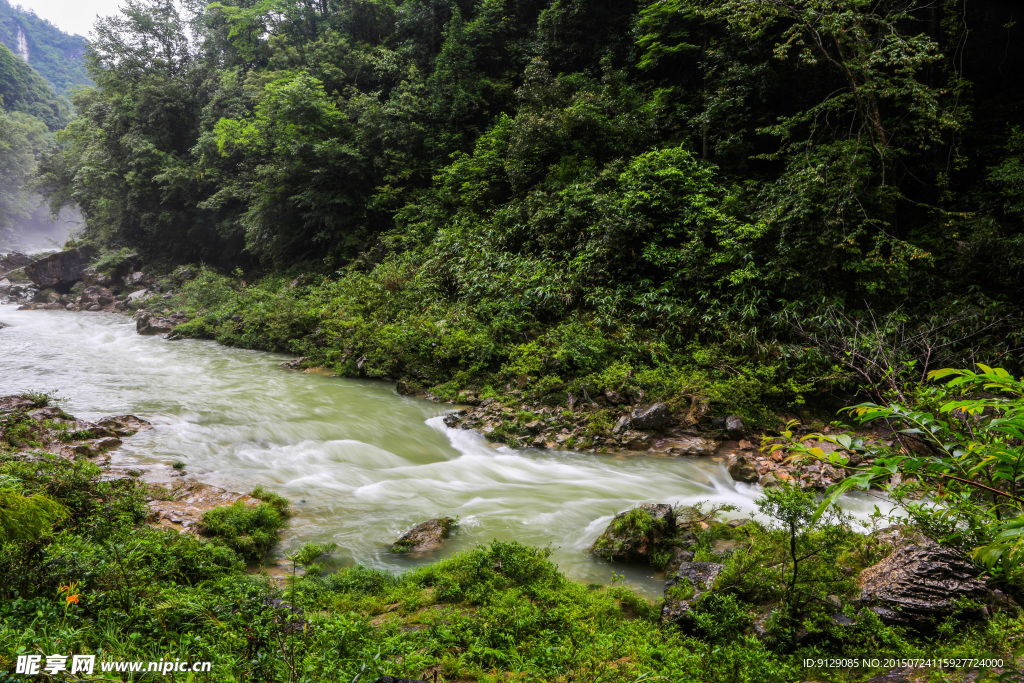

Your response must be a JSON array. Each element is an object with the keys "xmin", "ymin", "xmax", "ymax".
[{"xmin": 0, "ymin": 489, "xmax": 69, "ymax": 542}]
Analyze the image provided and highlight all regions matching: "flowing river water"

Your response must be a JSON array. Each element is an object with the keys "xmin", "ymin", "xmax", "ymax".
[{"xmin": 0, "ymin": 305, "xmax": 891, "ymax": 596}]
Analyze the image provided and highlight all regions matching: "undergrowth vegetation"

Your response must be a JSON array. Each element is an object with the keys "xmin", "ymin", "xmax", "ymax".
[{"xmin": 2, "ymin": 439, "xmax": 1022, "ymax": 681}]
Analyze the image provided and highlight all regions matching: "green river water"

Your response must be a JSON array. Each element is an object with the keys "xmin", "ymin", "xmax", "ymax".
[{"xmin": 0, "ymin": 305, "xmax": 889, "ymax": 596}]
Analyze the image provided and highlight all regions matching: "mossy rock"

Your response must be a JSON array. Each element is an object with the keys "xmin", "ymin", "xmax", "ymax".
[{"xmin": 592, "ymin": 503, "xmax": 675, "ymax": 564}]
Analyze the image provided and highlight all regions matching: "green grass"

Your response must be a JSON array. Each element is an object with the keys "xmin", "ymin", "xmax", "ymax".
[{"xmin": 3, "ymin": 409, "xmax": 1024, "ymax": 682}]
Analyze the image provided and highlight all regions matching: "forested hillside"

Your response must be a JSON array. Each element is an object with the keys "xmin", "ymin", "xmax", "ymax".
[
  {"xmin": 0, "ymin": 41, "xmax": 67, "ymax": 234},
  {"xmin": 0, "ymin": 0, "xmax": 89, "ymax": 98},
  {"xmin": 35, "ymin": 0, "xmax": 1024, "ymax": 419}
]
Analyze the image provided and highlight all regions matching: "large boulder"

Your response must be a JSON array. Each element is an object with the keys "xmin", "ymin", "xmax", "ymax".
[
  {"xmin": 629, "ymin": 403, "xmax": 672, "ymax": 429},
  {"xmin": 389, "ymin": 517, "xmax": 457, "ymax": 553},
  {"xmin": 24, "ymin": 248, "xmax": 91, "ymax": 292},
  {"xmin": 592, "ymin": 503, "xmax": 675, "ymax": 563},
  {"xmin": 725, "ymin": 415, "xmax": 745, "ymax": 440},
  {"xmin": 727, "ymin": 454, "xmax": 760, "ymax": 483},
  {"xmin": 858, "ymin": 537, "xmax": 993, "ymax": 629},
  {"xmin": 135, "ymin": 310, "xmax": 186, "ymax": 336},
  {"xmin": 661, "ymin": 561, "xmax": 726, "ymax": 626}
]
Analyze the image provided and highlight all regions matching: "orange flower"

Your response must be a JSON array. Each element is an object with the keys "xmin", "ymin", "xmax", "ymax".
[{"xmin": 65, "ymin": 594, "xmax": 79, "ymax": 605}]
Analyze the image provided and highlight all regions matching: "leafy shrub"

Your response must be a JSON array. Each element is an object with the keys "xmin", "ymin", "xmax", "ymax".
[
  {"xmin": 251, "ymin": 485, "xmax": 292, "ymax": 518},
  {"xmin": 199, "ymin": 501, "xmax": 286, "ymax": 563}
]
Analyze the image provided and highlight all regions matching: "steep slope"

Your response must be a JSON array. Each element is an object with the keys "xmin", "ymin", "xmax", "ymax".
[
  {"xmin": 0, "ymin": 0, "xmax": 89, "ymax": 98},
  {"xmin": 0, "ymin": 40, "xmax": 68, "ymax": 129}
]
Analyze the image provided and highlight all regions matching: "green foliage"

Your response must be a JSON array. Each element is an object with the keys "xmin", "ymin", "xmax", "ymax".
[
  {"xmin": 0, "ymin": 488, "xmax": 68, "ymax": 542},
  {"xmin": 0, "ymin": 40, "xmax": 69, "ymax": 129},
  {"xmin": 775, "ymin": 365, "xmax": 1024, "ymax": 603},
  {"xmin": 0, "ymin": 0, "xmax": 90, "ymax": 98},
  {"xmin": 1, "ymin": 438, "xmax": 1022, "ymax": 681},
  {"xmin": 199, "ymin": 501, "xmax": 287, "ymax": 563},
  {"xmin": 251, "ymin": 485, "xmax": 292, "ymax": 519}
]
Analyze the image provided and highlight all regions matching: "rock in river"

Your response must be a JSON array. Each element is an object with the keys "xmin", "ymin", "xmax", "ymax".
[
  {"xmin": 24, "ymin": 248, "xmax": 92, "ymax": 292},
  {"xmin": 390, "ymin": 517, "xmax": 458, "ymax": 553},
  {"xmin": 592, "ymin": 503, "xmax": 675, "ymax": 563},
  {"xmin": 727, "ymin": 454, "xmax": 760, "ymax": 483}
]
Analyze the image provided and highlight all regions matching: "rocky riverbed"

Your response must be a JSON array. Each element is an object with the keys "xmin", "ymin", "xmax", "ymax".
[{"xmin": 0, "ymin": 393, "xmax": 259, "ymax": 534}]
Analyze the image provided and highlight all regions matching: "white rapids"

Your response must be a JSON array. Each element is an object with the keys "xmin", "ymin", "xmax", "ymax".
[{"xmin": 0, "ymin": 305, "xmax": 893, "ymax": 595}]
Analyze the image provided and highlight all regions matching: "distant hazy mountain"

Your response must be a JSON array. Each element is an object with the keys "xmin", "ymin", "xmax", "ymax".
[{"xmin": 0, "ymin": 0, "xmax": 90, "ymax": 99}]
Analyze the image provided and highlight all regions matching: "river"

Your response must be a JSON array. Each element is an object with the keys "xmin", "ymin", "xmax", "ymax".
[{"xmin": 0, "ymin": 305, "xmax": 890, "ymax": 596}]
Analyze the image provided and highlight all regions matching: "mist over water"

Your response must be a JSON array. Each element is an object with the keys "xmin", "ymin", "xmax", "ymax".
[
  {"xmin": 0, "ymin": 306, "xmax": 894, "ymax": 595},
  {"xmin": 0, "ymin": 203, "xmax": 81, "ymax": 255}
]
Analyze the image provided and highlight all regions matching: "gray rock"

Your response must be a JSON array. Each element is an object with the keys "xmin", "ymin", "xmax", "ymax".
[
  {"xmin": 389, "ymin": 518, "xmax": 457, "ymax": 553},
  {"xmin": 24, "ymin": 248, "xmax": 91, "ymax": 292},
  {"xmin": 91, "ymin": 437, "xmax": 123, "ymax": 452},
  {"xmin": 858, "ymin": 538, "xmax": 993, "ymax": 629},
  {"xmin": 660, "ymin": 435, "xmax": 718, "ymax": 457},
  {"xmin": 725, "ymin": 415, "xmax": 745, "ymax": 440},
  {"xmin": 612, "ymin": 415, "xmax": 631, "ymax": 434},
  {"xmin": 630, "ymin": 403, "xmax": 671, "ymax": 429},
  {"xmin": 664, "ymin": 546, "xmax": 696, "ymax": 574},
  {"xmin": 135, "ymin": 311, "xmax": 177, "ymax": 336},
  {"xmin": 442, "ymin": 410, "xmax": 466, "ymax": 428},
  {"xmin": 95, "ymin": 414, "xmax": 151, "ymax": 437},
  {"xmin": 727, "ymin": 454, "xmax": 760, "ymax": 483},
  {"xmin": 0, "ymin": 251, "xmax": 33, "ymax": 273},
  {"xmin": 661, "ymin": 562, "xmax": 726, "ymax": 626},
  {"xmin": 622, "ymin": 430, "xmax": 652, "ymax": 450}
]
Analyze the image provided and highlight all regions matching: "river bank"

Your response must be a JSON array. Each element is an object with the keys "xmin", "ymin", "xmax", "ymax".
[
  {"xmin": 1, "ymin": 301, "xmax": 806, "ymax": 595},
  {"xmin": 3, "ymin": 382, "xmax": 1023, "ymax": 682},
  {"xmin": 6, "ymin": 252, "xmax": 1024, "ymax": 681},
  {"xmin": 2, "ymin": 248, "xmax": 875, "ymax": 495}
]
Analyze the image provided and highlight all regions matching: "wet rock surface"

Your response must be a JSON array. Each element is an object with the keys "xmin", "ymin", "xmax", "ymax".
[
  {"xmin": 146, "ymin": 482, "xmax": 261, "ymax": 532},
  {"xmin": 0, "ymin": 394, "xmax": 153, "ymax": 459},
  {"xmin": 390, "ymin": 517, "xmax": 458, "ymax": 553},
  {"xmin": 858, "ymin": 536, "xmax": 994, "ymax": 629},
  {"xmin": 135, "ymin": 309, "xmax": 189, "ymax": 335},
  {"xmin": 727, "ymin": 453, "xmax": 760, "ymax": 483},
  {"xmin": 661, "ymin": 561, "xmax": 726, "ymax": 627}
]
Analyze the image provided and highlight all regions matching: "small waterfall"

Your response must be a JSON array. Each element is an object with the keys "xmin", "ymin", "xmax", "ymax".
[{"xmin": 16, "ymin": 27, "xmax": 29, "ymax": 62}]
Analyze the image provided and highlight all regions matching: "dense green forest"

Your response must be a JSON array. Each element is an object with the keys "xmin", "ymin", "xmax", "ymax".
[
  {"xmin": 6, "ymin": 2, "xmax": 1024, "ymax": 680},
  {"xmin": 32, "ymin": 0, "xmax": 1024, "ymax": 419},
  {"xmin": 0, "ymin": 0, "xmax": 90, "ymax": 98}
]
